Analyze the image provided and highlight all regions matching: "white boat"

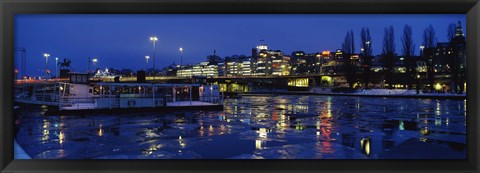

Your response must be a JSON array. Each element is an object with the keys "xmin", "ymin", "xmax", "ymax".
[
  {"xmin": 57, "ymin": 82, "xmax": 222, "ymax": 111},
  {"xmin": 15, "ymin": 74, "xmax": 223, "ymax": 113}
]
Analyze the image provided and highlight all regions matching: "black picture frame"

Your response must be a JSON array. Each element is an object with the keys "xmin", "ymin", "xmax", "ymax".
[{"xmin": 1, "ymin": 0, "xmax": 479, "ymax": 172}]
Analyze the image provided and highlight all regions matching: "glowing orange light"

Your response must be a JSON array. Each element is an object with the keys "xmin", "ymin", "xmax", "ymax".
[{"xmin": 322, "ymin": 51, "xmax": 331, "ymax": 56}]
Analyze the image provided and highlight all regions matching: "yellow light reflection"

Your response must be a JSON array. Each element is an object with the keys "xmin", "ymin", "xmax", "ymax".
[
  {"xmin": 42, "ymin": 129, "xmax": 50, "ymax": 142},
  {"xmin": 364, "ymin": 140, "xmax": 370, "ymax": 155},
  {"xmin": 435, "ymin": 101, "xmax": 441, "ymax": 115},
  {"xmin": 255, "ymin": 139, "xmax": 265, "ymax": 149},
  {"xmin": 258, "ymin": 128, "xmax": 268, "ymax": 138},
  {"xmin": 179, "ymin": 136, "xmax": 186, "ymax": 148},
  {"xmin": 360, "ymin": 138, "xmax": 371, "ymax": 156},
  {"xmin": 435, "ymin": 117, "xmax": 442, "ymax": 126},
  {"xmin": 59, "ymin": 131, "xmax": 65, "ymax": 144},
  {"xmin": 43, "ymin": 121, "xmax": 49, "ymax": 129},
  {"xmin": 98, "ymin": 124, "xmax": 103, "ymax": 137},
  {"xmin": 149, "ymin": 144, "xmax": 157, "ymax": 151},
  {"xmin": 420, "ymin": 137, "xmax": 428, "ymax": 142},
  {"xmin": 420, "ymin": 127, "xmax": 429, "ymax": 135}
]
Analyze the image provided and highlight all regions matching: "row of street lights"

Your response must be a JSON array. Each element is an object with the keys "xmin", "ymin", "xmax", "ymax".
[
  {"xmin": 42, "ymin": 53, "xmax": 58, "ymax": 81},
  {"xmin": 146, "ymin": 36, "xmax": 184, "ymax": 73},
  {"xmin": 43, "ymin": 53, "xmax": 99, "ymax": 79}
]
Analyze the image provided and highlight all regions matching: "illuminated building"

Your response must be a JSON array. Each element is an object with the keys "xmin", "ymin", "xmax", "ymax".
[
  {"xmin": 421, "ymin": 21, "xmax": 466, "ymax": 92},
  {"xmin": 217, "ymin": 62, "xmax": 225, "ymax": 76},
  {"xmin": 320, "ymin": 49, "xmax": 345, "ymax": 75},
  {"xmin": 226, "ymin": 61, "xmax": 239, "ymax": 76},
  {"xmin": 252, "ymin": 43, "xmax": 284, "ymax": 76},
  {"xmin": 240, "ymin": 60, "xmax": 253, "ymax": 76},
  {"xmin": 291, "ymin": 51, "xmax": 307, "ymax": 75},
  {"xmin": 320, "ymin": 51, "xmax": 333, "ymax": 64},
  {"xmin": 225, "ymin": 55, "xmax": 252, "ymax": 76},
  {"xmin": 291, "ymin": 51, "xmax": 321, "ymax": 75},
  {"xmin": 177, "ymin": 62, "xmax": 218, "ymax": 77}
]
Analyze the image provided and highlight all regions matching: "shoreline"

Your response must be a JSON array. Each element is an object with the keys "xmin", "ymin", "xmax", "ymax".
[
  {"xmin": 44, "ymin": 104, "xmax": 224, "ymax": 115},
  {"xmin": 239, "ymin": 91, "xmax": 466, "ymax": 100}
]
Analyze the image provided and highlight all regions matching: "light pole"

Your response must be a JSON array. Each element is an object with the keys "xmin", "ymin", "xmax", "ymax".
[
  {"xmin": 149, "ymin": 36, "xmax": 158, "ymax": 74},
  {"xmin": 92, "ymin": 58, "xmax": 98, "ymax": 76},
  {"xmin": 179, "ymin": 47, "xmax": 183, "ymax": 69},
  {"xmin": 55, "ymin": 57, "xmax": 58, "ymax": 80},
  {"xmin": 420, "ymin": 45, "xmax": 426, "ymax": 76},
  {"xmin": 43, "ymin": 53, "xmax": 50, "ymax": 82},
  {"xmin": 420, "ymin": 45, "xmax": 425, "ymax": 56},
  {"xmin": 145, "ymin": 56, "xmax": 150, "ymax": 70}
]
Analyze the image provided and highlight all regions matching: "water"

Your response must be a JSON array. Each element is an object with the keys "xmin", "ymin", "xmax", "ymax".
[{"xmin": 14, "ymin": 95, "xmax": 467, "ymax": 159}]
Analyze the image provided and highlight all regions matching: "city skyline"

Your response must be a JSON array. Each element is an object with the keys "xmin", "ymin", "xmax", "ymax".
[{"xmin": 15, "ymin": 14, "xmax": 465, "ymax": 77}]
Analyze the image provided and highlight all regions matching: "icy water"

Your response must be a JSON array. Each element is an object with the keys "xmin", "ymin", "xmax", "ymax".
[{"xmin": 15, "ymin": 95, "xmax": 467, "ymax": 159}]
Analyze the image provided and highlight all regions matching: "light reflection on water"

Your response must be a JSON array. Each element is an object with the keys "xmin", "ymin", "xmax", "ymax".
[{"xmin": 15, "ymin": 95, "xmax": 466, "ymax": 159}]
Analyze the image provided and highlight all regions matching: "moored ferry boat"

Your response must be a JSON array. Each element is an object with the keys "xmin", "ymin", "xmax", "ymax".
[{"xmin": 15, "ymin": 73, "xmax": 223, "ymax": 114}]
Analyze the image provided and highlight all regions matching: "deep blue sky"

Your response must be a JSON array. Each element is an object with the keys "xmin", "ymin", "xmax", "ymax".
[{"xmin": 15, "ymin": 14, "xmax": 465, "ymax": 76}]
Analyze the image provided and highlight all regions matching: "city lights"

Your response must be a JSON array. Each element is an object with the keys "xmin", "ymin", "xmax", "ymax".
[{"xmin": 13, "ymin": 15, "xmax": 468, "ymax": 161}]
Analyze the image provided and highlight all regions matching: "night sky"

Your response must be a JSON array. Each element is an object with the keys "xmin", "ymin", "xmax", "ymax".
[{"xmin": 15, "ymin": 14, "xmax": 465, "ymax": 77}]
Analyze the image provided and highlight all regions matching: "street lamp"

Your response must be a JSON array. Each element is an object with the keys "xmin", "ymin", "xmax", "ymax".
[
  {"xmin": 55, "ymin": 57, "xmax": 58, "ymax": 80},
  {"xmin": 365, "ymin": 41, "xmax": 371, "ymax": 57},
  {"xmin": 145, "ymin": 56, "xmax": 150, "ymax": 70},
  {"xmin": 92, "ymin": 58, "xmax": 98, "ymax": 75},
  {"xmin": 179, "ymin": 47, "xmax": 183, "ymax": 69},
  {"xmin": 149, "ymin": 36, "xmax": 158, "ymax": 74},
  {"xmin": 43, "ymin": 53, "xmax": 50, "ymax": 82},
  {"xmin": 420, "ymin": 45, "xmax": 425, "ymax": 56}
]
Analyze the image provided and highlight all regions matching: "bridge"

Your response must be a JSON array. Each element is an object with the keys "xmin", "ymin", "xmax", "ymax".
[
  {"xmin": 88, "ymin": 73, "xmax": 344, "ymax": 82},
  {"xmin": 15, "ymin": 73, "xmax": 349, "ymax": 95}
]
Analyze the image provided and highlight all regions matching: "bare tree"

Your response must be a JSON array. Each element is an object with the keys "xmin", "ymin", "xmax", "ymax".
[
  {"xmin": 360, "ymin": 27, "xmax": 372, "ymax": 89},
  {"xmin": 401, "ymin": 24, "xmax": 416, "ymax": 90},
  {"xmin": 447, "ymin": 23, "xmax": 456, "ymax": 42},
  {"xmin": 342, "ymin": 30, "xmax": 357, "ymax": 89},
  {"xmin": 423, "ymin": 24, "xmax": 436, "ymax": 48},
  {"xmin": 342, "ymin": 30, "xmax": 355, "ymax": 54},
  {"xmin": 382, "ymin": 26, "xmax": 395, "ymax": 89},
  {"xmin": 423, "ymin": 24, "xmax": 436, "ymax": 92}
]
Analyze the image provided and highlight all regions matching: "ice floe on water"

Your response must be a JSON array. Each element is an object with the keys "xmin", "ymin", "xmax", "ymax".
[{"xmin": 15, "ymin": 95, "xmax": 466, "ymax": 159}]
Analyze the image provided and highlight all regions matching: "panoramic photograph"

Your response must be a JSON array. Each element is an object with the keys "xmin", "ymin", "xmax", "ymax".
[{"xmin": 13, "ymin": 14, "xmax": 467, "ymax": 159}]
